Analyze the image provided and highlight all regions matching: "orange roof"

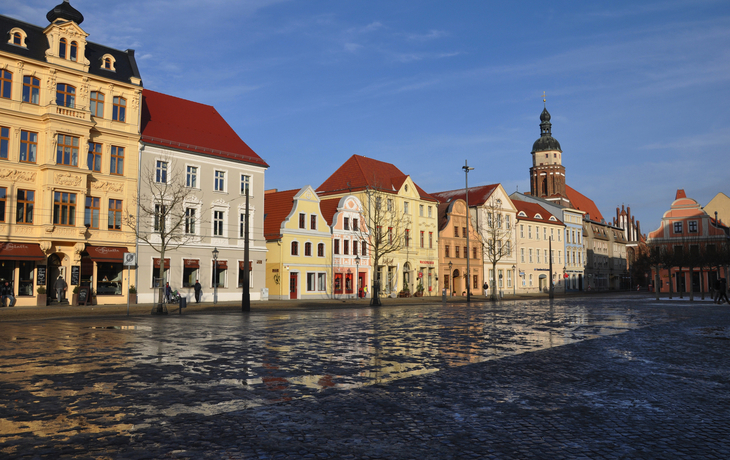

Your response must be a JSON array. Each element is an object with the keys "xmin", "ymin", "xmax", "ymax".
[
  {"xmin": 565, "ymin": 185, "xmax": 604, "ymax": 223},
  {"xmin": 430, "ymin": 184, "xmax": 499, "ymax": 206},
  {"xmin": 513, "ymin": 200, "xmax": 564, "ymax": 226},
  {"xmin": 263, "ymin": 189, "xmax": 299, "ymax": 240},
  {"xmin": 317, "ymin": 155, "xmax": 438, "ymax": 202},
  {"xmin": 141, "ymin": 89, "xmax": 268, "ymax": 167},
  {"xmin": 318, "ymin": 198, "xmax": 341, "ymax": 226}
]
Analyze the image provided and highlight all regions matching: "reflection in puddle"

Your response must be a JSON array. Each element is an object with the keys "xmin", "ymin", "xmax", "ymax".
[{"xmin": 0, "ymin": 297, "xmax": 659, "ymax": 452}]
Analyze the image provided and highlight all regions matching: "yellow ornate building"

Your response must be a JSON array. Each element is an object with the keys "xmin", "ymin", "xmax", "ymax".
[{"xmin": 0, "ymin": 2, "xmax": 142, "ymax": 305}]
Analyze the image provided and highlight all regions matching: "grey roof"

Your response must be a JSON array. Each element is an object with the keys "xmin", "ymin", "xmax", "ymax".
[
  {"xmin": 0, "ymin": 14, "xmax": 142, "ymax": 86},
  {"xmin": 531, "ymin": 106, "xmax": 562, "ymax": 153}
]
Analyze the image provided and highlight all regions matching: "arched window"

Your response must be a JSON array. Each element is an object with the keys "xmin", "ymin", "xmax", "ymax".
[
  {"xmin": 56, "ymin": 83, "xmax": 76, "ymax": 107},
  {"xmin": 304, "ymin": 242, "xmax": 312, "ymax": 256},
  {"xmin": 59, "ymin": 38, "xmax": 67, "ymax": 58},
  {"xmin": 291, "ymin": 241, "xmax": 299, "ymax": 256},
  {"xmin": 90, "ymin": 91, "xmax": 104, "ymax": 117},
  {"xmin": 13, "ymin": 32, "xmax": 21, "ymax": 45},
  {"xmin": 317, "ymin": 243, "xmax": 325, "ymax": 257},
  {"xmin": 0, "ymin": 70, "xmax": 11, "ymax": 99},
  {"xmin": 104, "ymin": 58, "xmax": 112, "ymax": 69},
  {"xmin": 112, "ymin": 96, "xmax": 126, "ymax": 122},
  {"xmin": 69, "ymin": 41, "xmax": 78, "ymax": 61}
]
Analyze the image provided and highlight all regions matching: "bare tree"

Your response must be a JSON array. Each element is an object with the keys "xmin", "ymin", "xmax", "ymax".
[
  {"xmin": 357, "ymin": 186, "xmax": 411, "ymax": 306},
  {"xmin": 126, "ymin": 155, "xmax": 201, "ymax": 313},
  {"xmin": 477, "ymin": 196, "xmax": 514, "ymax": 300}
]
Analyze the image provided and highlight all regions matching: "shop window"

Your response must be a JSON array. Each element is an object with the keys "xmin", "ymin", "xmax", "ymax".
[
  {"xmin": 88, "ymin": 142, "xmax": 102, "ymax": 171},
  {"xmin": 56, "ymin": 134, "xmax": 79, "ymax": 166},
  {"xmin": 334, "ymin": 273, "xmax": 343, "ymax": 294},
  {"xmin": 18, "ymin": 261, "xmax": 35, "ymax": 296},
  {"xmin": 237, "ymin": 261, "xmax": 252, "ymax": 288},
  {"xmin": 212, "ymin": 263, "xmax": 226, "ymax": 288},
  {"xmin": 183, "ymin": 265, "xmax": 198, "ymax": 288},
  {"xmin": 97, "ymin": 263, "xmax": 123, "ymax": 295},
  {"xmin": 345, "ymin": 273, "xmax": 354, "ymax": 294},
  {"xmin": 307, "ymin": 273, "xmax": 316, "ymax": 291},
  {"xmin": 22, "ymin": 76, "xmax": 40, "ymax": 104}
]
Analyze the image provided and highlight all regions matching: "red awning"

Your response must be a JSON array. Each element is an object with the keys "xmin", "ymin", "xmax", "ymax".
[
  {"xmin": 215, "ymin": 260, "xmax": 227, "ymax": 270},
  {"xmin": 86, "ymin": 246, "xmax": 126, "ymax": 263},
  {"xmin": 184, "ymin": 259, "xmax": 200, "ymax": 269},
  {"xmin": 153, "ymin": 258, "xmax": 171, "ymax": 269},
  {"xmin": 238, "ymin": 261, "xmax": 253, "ymax": 271},
  {"xmin": 0, "ymin": 242, "xmax": 46, "ymax": 261}
]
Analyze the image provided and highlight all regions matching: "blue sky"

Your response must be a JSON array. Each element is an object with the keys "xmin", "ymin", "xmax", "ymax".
[{"xmin": 8, "ymin": 0, "xmax": 730, "ymax": 232}]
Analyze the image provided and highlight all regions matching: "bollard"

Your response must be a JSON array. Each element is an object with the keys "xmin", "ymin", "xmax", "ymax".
[
  {"xmin": 442, "ymin": 288, "xmax": 447, "ymax": 302},
  {"xmin": 179, "ymin": 296, "xmax": 186, "ymax": 315}
]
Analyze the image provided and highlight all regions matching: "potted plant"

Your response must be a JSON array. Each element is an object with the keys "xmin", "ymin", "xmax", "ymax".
[
  {"xmin": 399, "ymin": 281, "xmax": 411, "ymax": 298},
  {"xmin": 129, "ymin": 285, "xmax": 137, "ymax": 305},
  {"xmin": 72, "ymin": 285, "xmax": 79, "ymax": 306},
  {"xmin": 37, "ymin": 286, "xmax": 47, "ymax": 306},
  {"xmin": 415, "ymin": 282, "xmax": 424, "ymax": 297}
]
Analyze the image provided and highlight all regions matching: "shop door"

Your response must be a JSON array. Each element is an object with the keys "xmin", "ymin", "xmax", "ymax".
[
  {"xmin": 358, "ymin": 273, "xmax": 366, "ymax": 297},
  {"xmin": 289, "ymin": 273, "xmax": 298, "ymax": 299}
]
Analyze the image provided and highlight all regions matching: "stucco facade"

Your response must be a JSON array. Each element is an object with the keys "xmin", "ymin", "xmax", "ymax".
[
  {"xmin": 437, "ymin": 199, "xmax": 483, "ymax": 296},
  {"xmin": 0, "ymin": 3, "xmax": 142, "ymax": 305}
]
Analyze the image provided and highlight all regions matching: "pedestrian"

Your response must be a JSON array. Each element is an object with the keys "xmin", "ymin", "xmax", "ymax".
[
  {"xmin": 717, "ymin": 278, "xmax": 730, "ymax": 303},
  {"xmin": 165, "ymin": 282, "xmax": 172, "ymax": 304},
  {"xmin": 363, "ymin": 285, "xmax": 368, "ymax": 298},
  {"xmin": 1, "ymin": 280, "xmax": 15, "ymax": 307},
  {"xmin": 193, "ymin": 279, "xmax": 202, "ymax": 303},
  {"xmin": 713, "ymin": 277, "xmax": 721, "ymax": 303},
  {"xmin": 54, "ymin": 275, "xmax": 67, "ymax": 302},
  {"xmin": 483, "ymin": 282, "xmax": 489, "ymax": 296}
]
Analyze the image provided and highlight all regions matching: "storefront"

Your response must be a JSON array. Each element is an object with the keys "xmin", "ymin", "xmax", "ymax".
[
  {"xmin": 0, "ymin": 242, "xmax": 47, "ymax": 306},
  {"xmin": 85, "ymin": 245, "xmax": 132, "ymax": 304}
]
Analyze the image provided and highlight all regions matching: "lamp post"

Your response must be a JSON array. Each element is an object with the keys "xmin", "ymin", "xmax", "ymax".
[
  {"xmin": 448, "ymin": 260, "xmax": 453, "ymax": 296},
  {"xmin": 512, "ymin": 264, "xmax": 516, "ymax": 296},
  {"xmin": 355, "ymin": 254, "xmax": 361, "ymax": 298},
  {"xmin": 463, "ymin": 160, "xmax": 474, "ymax": 302},
  {"xmin": 212, "ymin": 247, "xmax": 219, "ymax": 304}
]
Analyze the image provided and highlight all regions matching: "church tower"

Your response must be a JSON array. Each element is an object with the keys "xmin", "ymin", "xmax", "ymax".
[{"xmin": 529, "ymin": 101, "xmax": 570, "ymax": 207}]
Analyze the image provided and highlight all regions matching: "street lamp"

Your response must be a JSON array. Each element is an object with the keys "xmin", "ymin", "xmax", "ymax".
[
  {"xmin": 463, "ymin": 160, "xmax": 474, "ymax": 302},
  {"xmin": 212, "ymin": 247, "xmax": 219, "ymax": 304},
  {"xmin": 448, "ymin": 260, "xmax": 453, "ymax": 296},
  {"xmin": 512, "ymin": 264, "xmax": 516, "ymax": 296},
  {"xmin": 355, "ymin": 254, "xmax": 361, "ymax": 298}
]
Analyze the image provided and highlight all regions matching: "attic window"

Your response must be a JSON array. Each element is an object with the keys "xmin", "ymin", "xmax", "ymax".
[
  {"xmin": 518, "ymin": 211, "xmax": 527, "ymax": 217},
  {"xmin": 405, "ymin": 185, "xmax": 409, "ymax": 192},
  {"xmin": 534, "ymin": 213, "xmax": 543, "ymax": 219},
  {"xmin": 549, "ymin": 216, "xmax": 557, "ymax": 221},
  {"xmin": 9, "ymin": 29, "xmax": 27, "ymax": 47},
  {"xmin": 101, "ymin": 54, "xmax": 117, "ymax": 72}
]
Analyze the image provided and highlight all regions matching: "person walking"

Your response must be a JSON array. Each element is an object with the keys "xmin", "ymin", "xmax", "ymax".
[
  {"xmin": 193, "ymin": 279, "xmax": 202, "ymax": 303},
  {"xmin": 1, "ymin": 280, "xmax": 15, "ymax": 307},
  {"xmin": 718, "ymin": 278, "xmax": 729, "ymax": 304},
  {"xmin": 165, "ymin": 282, "xmax": 172, "ymax": 304},
  {"xmin": 54, "ymin": 275, "xmax": 67, "ymax": 303}
]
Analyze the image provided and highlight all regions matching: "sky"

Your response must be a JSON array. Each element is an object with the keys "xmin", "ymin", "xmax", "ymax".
[{"xmin": 6, "ymin": 0, "xmax": 730, "ymax": 232}]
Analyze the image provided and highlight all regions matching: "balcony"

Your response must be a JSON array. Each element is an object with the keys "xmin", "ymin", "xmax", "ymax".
[{"xmin": 54, "ymin": 104, "xmax": 89, "ymax": 121}]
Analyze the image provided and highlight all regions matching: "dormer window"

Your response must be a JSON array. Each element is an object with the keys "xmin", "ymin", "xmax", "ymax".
[
  {"xmin": 69, "ymin": 41, "xmax": 78, "ymax": 61},
  {"xmin": 9, "ymin": 28, "xmax": 28, "ymax": 48},
  {"xmin": 59, "ymin": 38, "xmax": 67, "ymax": 58},
  {"xmin": 13, "ymin": 32, "xmax": 21, "ymax": 45},
  {"xmin": 101, "ymin": 54, "xmax": 117, "ymax": 72}
]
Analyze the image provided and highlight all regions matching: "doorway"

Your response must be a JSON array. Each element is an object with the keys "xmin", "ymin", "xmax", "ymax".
[
  {"xmin": 289, "ymin": 272, "xmax": 298, "ymax": 299},
  {"xmin": 47, "ymin": 254, "xmax": 66, "ymax": 302}
]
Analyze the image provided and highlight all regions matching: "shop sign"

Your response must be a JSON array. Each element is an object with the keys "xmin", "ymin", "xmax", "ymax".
[
  {"xmin": 71, "ymin": 266, "xmax": 80, "ymax": 286},
  {"xmin": 37, "ymin": 265, "xmax": 46, "ymax": 285}
]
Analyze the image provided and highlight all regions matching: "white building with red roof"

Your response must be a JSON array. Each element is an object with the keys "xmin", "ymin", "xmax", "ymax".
[{"xmin": 137, "ymin": 89, "xmax": 269, "ymax": 304}]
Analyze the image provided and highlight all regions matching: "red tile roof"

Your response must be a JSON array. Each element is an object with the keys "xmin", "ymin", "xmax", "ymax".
[
  {"xmin": 430, "ymin": 184, "xmax": 499, "ymax": 206},
  {"xmin": 513, "ymin": 200, "xmax": 564, "ymax": 226},
  {"xmin": 263, "ymin": 189, "xmax": 299, "ymax": 240},
  {"xmin": 318, "ymin": 198, "xmax": 341, "ymax": 226},
  {"xmin": 317, "ymin": 155, "xmax": 438, "ymax": 202},
  {"xmin": 565, "ymin": 185, "xmax": 604, "ymax": 223},
  {"xmin": 141, "ymin": 89, "xmax": 268, "ymax": 167}
]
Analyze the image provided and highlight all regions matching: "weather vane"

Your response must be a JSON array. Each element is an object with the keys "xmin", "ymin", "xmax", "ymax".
[{"xmin": 542, "ymin": 91, "xmax": 546, "ymax": 105}]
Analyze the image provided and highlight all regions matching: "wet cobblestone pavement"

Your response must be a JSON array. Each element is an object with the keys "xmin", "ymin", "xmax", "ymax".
[{"xmin": 1, "ymin": 294, "xmax": 729, "ymax": 459}]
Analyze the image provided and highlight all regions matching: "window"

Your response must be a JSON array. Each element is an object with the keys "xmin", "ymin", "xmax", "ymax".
[
  {"xmin": 240, "ymin": 174, "xmax": 250, "ymax": 195},
  {"xmin": 56, "ymin": 83, "xmax": 75, "ymax": 107},
  {"xmin": 318, "ymin": 243, "xmax": 325, "ymax": 257},
  {"xmin": 17, "ymin": 190, "xmax": 34, "ymax": 223},
  {"xmin": 20, "ymin": 130, "xmax": 37, "ymax": 163},
  {"xmin": 543, "ymin": 228, "xmax": 547, "ymax": 240},
  {"xmin": 454, "ymin": 226, "xmax": 459, "ymax": 237},
  {"xmin": 90, "ymin": 91, "xmax": 104, "ymax": 117},
  {"xmin": 185, "ymin": 208, "xmax": 196, "ymax": 234},
  {"xmin": 0, "ymin": 187, "xmax": 5, "ymax": 222},
  {"xmin": 528, "ymin": 226, "xmax": 532, "ymax": 239},
  {"xmin": 506, "ymin": 215, "xmax": 511, "ymax": 228},
  {"xmin": 473, "ymin": 247, "xmax": 477, "ymax": 259},
  {"xmin": 53, "ymin": 192, "xmax": 76, "ymax": 226},
  {"xmin": 344, "ymin": 217, "xmax": 350, "ymax": 231},
  {"xmin": 688, "ymin": 221, "xmax": 698, "ymax": 233},
  {"xmin": 0, "ymin": 126, "xmax": 8, "ymax": 159},
  {"xmin": 110, "ymin": 146, "xmax": 124, "ymax": 175},
  {"xmin": 498, "ymin": 270, "xmax": 503, "ymax": 288},
  {"xmin": 404, "ymin": 202, "xmax": 409, "ymax": 214},
  {"xmin": 108, "ymin": 199, "xmax": 122, "ymax": 230},
  {"xmin": 212, "ymin": 262, "xmax": 226, "ymax": 288},
  {"xmin": 291, "ymin": 241, "xmax": 299, "ymax": 256},
  {"xmin": 299, "ymin": 213, "xmax": 306, "ymax": 229},
  {"xmin": 455, "ymin": 246, "xmax": 460, "ymax": 258},
  {"xmin": 536, "ymin": 226, "xmax": 540, "ymax": 240},
  {"xmin": 428, "ymin": 206, "xmax": 432, "ymax": 218},
  {"xmin": 104, "ymin": 57, "xmax": 112, "ymax": 70},
  {"xmin": 318, "ymin": 273, "xmax": 326, "ymax": 291},
  {"xmin": 56, "ymin": 134, "xmax": 79, "ymax": 166},
  {"xmin": 507, "ymin": 270, "xmax": 512, "ymax": 288},
  {"xmin": 84, "ymin": 196, "xmax": 100, "ymax": 229},
  {"xmin": 529, "ymin": 249, "xmax": 533, "ymax": 263},
  {"xmin": 239, "ymin": 212, "xmax": 248, "ymax": 238},
  {"xmin": 387, "ymin": 199, "xmax": 393, "ymax": 211},
  {"xmin": 186, "ymin": 166, "xmax": 198, "ymax": 187},
  {"xmin": 520, "ymin": 225, "xmax": 524, "ymax": 238},
  {"xmin": 405, "ymin": 229, "xmax": 410, "ymax": 247},
  {"xmin": 674, "ymin": 222, "xmax": 683, "ymax": 234},
  {"xmin": 353, "ymin": 240, "xmax": 359, "ymax": 255},
  {"xmin": 13, "ymin": 32, "xmax": 22, "ymax": 45},
  {"xmin": 474, "ymin": 275, "xmax": 478, "ymax": 290},
  {"xmin": 343, "ymin": 240, "xmax": 349, "ymax": 255},
  {"xmin": 214, "ymin": 170, "xmax": 225, "ymax": 191},
  {"xmin": 213, "ymin": 210, "xmax": 224, "ymax": 236},
  {"xmin": 307, "ymin": 273, "xmax": 316, "ymax": 292},
  {"xmin": 69, "ymin": 41, "xmax": 77, "ymax": 61},
  {"xmin": 22, "ymin": 76, "xmax": 40, "ymax": 104},
  {"xmin": 545, "ymin": 250, "xmax": 548, "ymax": 264},
  {"xmin": 388, "ymin": 227, "xmax": 393, "ymax": 243},
  {"xmin": 445, "ymin": 245, "xmax": 450, "ymax": 258},
  {"xmin": 361, "ymin": 242, "xmax": 367, "ymax": 256},
  {"xmin": 112, "ymin": 96, "xmax": 126, "ymax": 121},
  {"xmin": 429, "ymin": 232, "xmax": 433, "ymax": 249},
  {"xmin": 420, "ymin": 205, "xmax": 424, "ymax": 216},
  {"xmin": 537, "ymin": 249, "xmax": 541, "ymax": 263},
  {"xmin": 88, "ymin": 142, "xmax": 102, "ymax": 171},
  {"xmin": 0, "ymin": 70, "xmax": 11, "ymax": 99},
  {"xmin": 420, "ymin": 231, "xmax": 424, "ymax": 248},
  {"xmin": 558, "ymin": 251, "xmax": 561, "ymax": 264},
  {"xmin": 521, "ymin": 248, "xmax": 525, "ymax": 263},
  {"xmin": 59, "ymin": 38, "xmax": 67, "ymax": 58},
  {"xmin": 353, "ymin": 218, "xmax": 358, "ymax": 230},
  {"xmin": 311, "ymin": 214, "xmax": 317, "ymax": 230},
  {"xmin": 305, "ymin": 242, "xmax": 312, "ymax": 256},
  {"xmin": 154, "ymin": 204, "xmax": 166, "ymax": 231},
  {"xmin": 334, "ymin": 239, "xmax": 340, "ymax": 255},
  {"xmin": 156, "ymin": 160, "xmax": 168, "ymax": 183},
  {"xmin": 505, "ymin": 241, "xmax": 511, "ymax": 256}
]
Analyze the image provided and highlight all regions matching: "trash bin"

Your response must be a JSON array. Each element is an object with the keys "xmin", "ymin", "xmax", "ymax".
[{"xmin": 179, "ymin": 297, "xmax": 187, "ymax": 310}]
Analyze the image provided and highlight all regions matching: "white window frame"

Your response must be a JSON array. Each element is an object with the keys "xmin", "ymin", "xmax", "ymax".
[
  {"xmin": 213, "ymin": 209, "xmax": 226, "ymax": 237},
  {"xmin": 240, "ymin": 173, "xmax": 251, "ymax": 196},
  {"xmin": 155, "ymin": 160, "xmax": 168, "ymax": 183},
  {"xmin": 186, "ymin": 164, "xmax": 199, "ymax": 188},
  {"xmin": 214, "ymin": 170, "xmax": 226, "ymax": 192}
]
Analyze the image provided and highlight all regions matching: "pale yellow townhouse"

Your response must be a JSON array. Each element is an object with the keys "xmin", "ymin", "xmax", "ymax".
[
  {"xmin": 316, "ymin": 155, "xmax": 440, "ymax": 298},
  {"xmin": 264, "ymin": 186, "xmax": 333, "ymax": 300},
  {"xmin": 0, "ymin": 2, "xmax": 142, "ymax": 305}
]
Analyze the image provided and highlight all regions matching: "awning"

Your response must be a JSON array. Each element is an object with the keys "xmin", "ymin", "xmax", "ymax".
[
  {"xmin": 238, "ymin": 261, "xmax": 253, "ymax": 271},
  {"xmin": 215, "ymin": 260, "xmax": 227, "ymax": 270},
  {"xmin": 184, "ymin": 259, "xmax": 200, "ymax": 269},
  {"xmin": 153, "ymin": 258, "xmax": 171, "ymax": 269},
  {"xmin": 0, "ymin": 242, "xmax": 46, "ymax": 261},
  {"xmin": 86, "ymin": 246, "xmax": 126, "ymax": 263}
]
